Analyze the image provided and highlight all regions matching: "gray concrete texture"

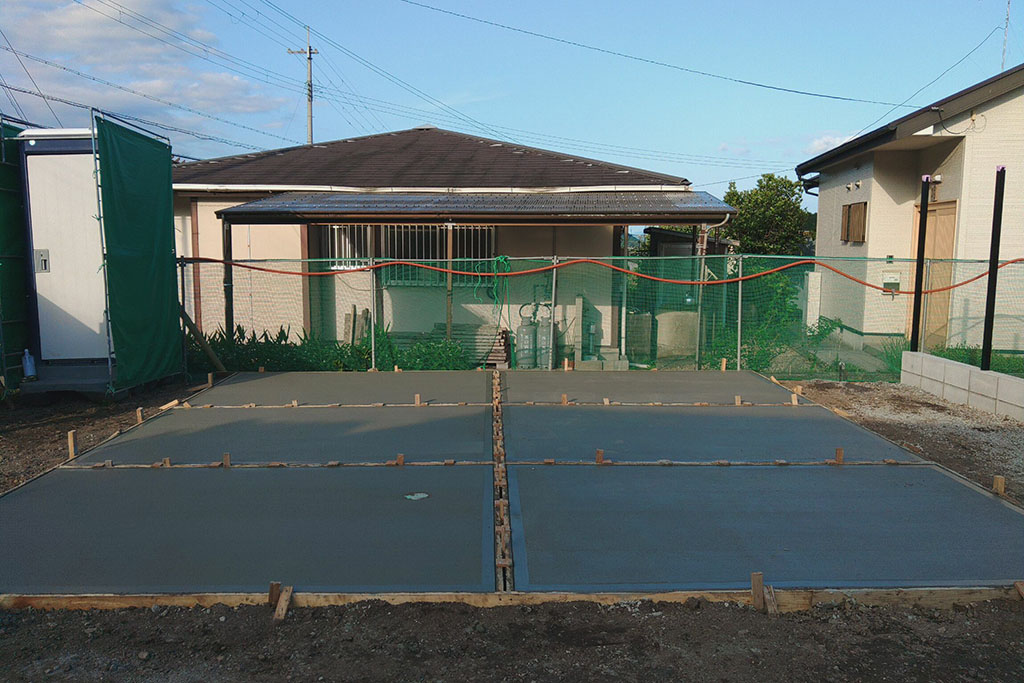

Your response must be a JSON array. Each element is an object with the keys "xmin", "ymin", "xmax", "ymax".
[
  {"xmin": 0, "ymin": 467, "xmax": 494, "ymax": 594},
  {"xmin": 501, "ymin": 370, "xmax": 806, "ymax": 404},
  {"xmin": 198, "ymin": 371, "xmax": 490, "ymax": 406},
  {"xmin": 503, "ymin": 405, "xmax": 916, "ymax": 463},
  {"xmin": 509, "ymin": 464, "xmax": 1024, "ymax": 591},
  {"xmin": 78, "ymin": 406, "xmax": 492, "ymax": 465}
]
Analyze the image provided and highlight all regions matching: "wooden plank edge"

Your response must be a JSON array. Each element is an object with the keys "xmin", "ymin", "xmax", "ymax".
[{"xmin": 2, "ymin": 586, "xmax": 1018, "ymax": 612}]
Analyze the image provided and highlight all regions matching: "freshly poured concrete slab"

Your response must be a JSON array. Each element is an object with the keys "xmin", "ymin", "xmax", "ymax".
[
  {"xmin": 0, "ymin": 467, "xmax": 494, "ymax": 594},
  {"xmin": 197, "ymin": 371, "xmax": 489, "ymax": 406},
  {"xmin": 509, "ymin": 465, "xmax": 1024, "ymax": 591},
  {"xmin": 78, "ymin": 406, "xmax": 491, "ymax": 465},
  {"xmin": 504, "ymin": 405, "xmax": 916, "ymax": 463},
  {"xmin": 501, "ymin": 370, "xmax": 805, "ymax": 405}
]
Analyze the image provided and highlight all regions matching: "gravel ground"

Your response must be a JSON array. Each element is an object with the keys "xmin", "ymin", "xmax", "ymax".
[{"xmin": 786, "ymin": 380, "xmax": 1024, "ymax": 498}]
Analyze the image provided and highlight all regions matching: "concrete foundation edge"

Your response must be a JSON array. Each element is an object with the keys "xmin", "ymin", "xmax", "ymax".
[{"xmin": 2, "ymin": 586, "xmax": 1021, "ymax": 613}]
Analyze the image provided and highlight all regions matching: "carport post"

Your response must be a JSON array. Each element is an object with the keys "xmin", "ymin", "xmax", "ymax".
[
  {"xmin": 909, "ymin": 176, "xmax": 931, "ymax": 352},
  {"xmin": 222, "ymin": 218, "xmax": 234, "ymax": 335},
  {"xmin": 981, "ymin": 166, "xmax": 1007, "ymax": 371}
]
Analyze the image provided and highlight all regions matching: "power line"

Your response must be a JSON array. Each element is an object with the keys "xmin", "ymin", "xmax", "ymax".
[
  {"xmin": 396, "ymin": 0, "xmax": 923, "ymax": 108},
  {"xmin": 256, "ymin": 0, "xmax": 515, "ymax": 142},
  {"xmin": 0, "ymin": 45, "xmax": 302, "ymax": 145},
  {"xmin": 851, "ymin": 25, "xmax": 1003, "ymax": 139},
  {"xmin": 0, "ymin": 69, "xmax": 27, "ymax": 119},
  {"xmin": 0, "ymin": 82, "xmax": 263, "ymax": 150},
  {"xmin": 690, "ymin": 167, "xmax": 794, "ymax": 189},
  {"xmin": 0, "ymin": 27, "xmax": 62, "ymax": 125}
]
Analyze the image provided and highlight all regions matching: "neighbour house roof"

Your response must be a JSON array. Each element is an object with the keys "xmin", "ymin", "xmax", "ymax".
[
  {"xmin": 796, "ymin": 62, "xmax": 1024, "ymax": 177},
  {"xmin": 216, "ymin": 190, "xmax": 735, "ymax": 225},
  {"xmin": 174, "ymin": 126, "xmax": 691, "ymax": 190}
]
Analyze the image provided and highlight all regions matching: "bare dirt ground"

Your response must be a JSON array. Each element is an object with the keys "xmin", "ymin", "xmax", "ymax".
[
  {"xmin": 785, "ymin": 380, "xmax": 1024, "ymax": 499},
  {"xmin": 2, "ymin": 379, "xmax": 1024, "ymax": 681},
  {"xmin": 2, "ymin": 599, "xmax": 1024, "ymax": 682},
  {"xmin": 0, "ymin": 378, "xmax": 207, "ymax": 494}
]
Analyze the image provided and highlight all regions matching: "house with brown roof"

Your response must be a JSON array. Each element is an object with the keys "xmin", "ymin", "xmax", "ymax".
[{"xmin": 172, "ymin": 126, "xmax": 733, "ymax": 366}]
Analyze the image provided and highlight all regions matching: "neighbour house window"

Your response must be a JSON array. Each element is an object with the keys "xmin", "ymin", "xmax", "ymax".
[
  {"xmin": 381, "ymin": 224, "xmax": 494, "ymax": 286},
  {"xmin": 841, "ymin": 202, "xmax": 867, "ymax": 243}
]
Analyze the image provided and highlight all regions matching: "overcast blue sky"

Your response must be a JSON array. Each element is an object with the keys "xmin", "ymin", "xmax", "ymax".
[{"xmin": 1, "ymin": 0, "xmax": 1021, "ymax": 208}]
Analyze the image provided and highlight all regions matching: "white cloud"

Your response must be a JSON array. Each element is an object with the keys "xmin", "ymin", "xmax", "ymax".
[
  {"xmin": 805, "ymin": 132, "xmax": 855, "ymax": 155},
  {"xmin": 0, "ymin": 0, "xmax": 290, "ymax": 155}
]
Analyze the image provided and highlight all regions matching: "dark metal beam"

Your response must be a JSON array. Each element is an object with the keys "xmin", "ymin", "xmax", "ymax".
[
  {"xmin": 981, "ymin": 166, "xmax": 1007, "ymax": 371},
  {"xmin": 909, "ymin": 176, "xmax": 931, "ymax": 353}
]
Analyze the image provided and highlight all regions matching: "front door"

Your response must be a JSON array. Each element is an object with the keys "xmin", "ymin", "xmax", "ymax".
[
  {"xmin": 27, "ymin": 153, "xmax": 109, "ymax": 361},
  {"xmin": 910, "ymin": 201, "xmax": 956, "ymax": 349}
]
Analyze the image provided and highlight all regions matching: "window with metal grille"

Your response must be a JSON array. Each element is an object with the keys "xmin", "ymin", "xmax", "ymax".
[
  {"xmin": 320, "ymin": 224, "xmax": 370, "ymax": 269},
  {"xmin": 381, "ymin": 224, "xmax": 494, "ymax": 286}
]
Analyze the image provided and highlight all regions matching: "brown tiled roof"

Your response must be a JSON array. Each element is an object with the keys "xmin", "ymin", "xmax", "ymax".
[{"xmin": 173, "ymin": 127, "xmax": 689, "ymax": 188}]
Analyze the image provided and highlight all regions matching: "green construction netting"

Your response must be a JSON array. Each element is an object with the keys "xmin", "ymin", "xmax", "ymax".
[
  {"xmin": 96, "ymin": 116, "xmax": 179, "ymax": 389},
  {"xmin": 0, "ymin": 121, "xmax": 28, "ymax": 393}
]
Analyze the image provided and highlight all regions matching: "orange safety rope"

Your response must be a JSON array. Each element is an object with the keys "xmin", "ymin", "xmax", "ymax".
[{"xmin": 182, "ymin": 256, "xmax": 1024, "ymax": 296}]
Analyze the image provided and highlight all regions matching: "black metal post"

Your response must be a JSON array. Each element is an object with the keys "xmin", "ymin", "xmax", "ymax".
[
  {"xmin": 222, "ymin": 218, "xmax": 234, "ymax": 335},
  {"xmin": 981, "ymin": 166, "xmax": 1007, "ymax": 370},
  {"xmin": 909, "ymin": 175, "xmax": 931, "ymax": 352}
]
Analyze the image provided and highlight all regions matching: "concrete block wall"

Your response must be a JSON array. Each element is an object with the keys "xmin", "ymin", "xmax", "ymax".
[{"xmin": 901, "ymin": 351, "xmax": 1024, "ymax": 420}]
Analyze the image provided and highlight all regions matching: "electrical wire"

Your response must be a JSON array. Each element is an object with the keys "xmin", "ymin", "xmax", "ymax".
[
  {"xmin": 0, "ymin": 27, "xmax": 62, "ymax": 125},
  {"xmin": 0, "ymin": 68, "xmax": 27, "ymax": 119},
  {"xmin": 0, "ymin": 45, "xmax": 302, "ymax": 145},
  {"xmin": 850, "ymin": 25, "xmax": 1003, "ymax": 139},
  {"xmin": 0, "ymin": 83, "xmax": 263, "ymax": 150},
  {"xmin": 396, "ymin": 0, "xmax": 922, "ymax": 108}
]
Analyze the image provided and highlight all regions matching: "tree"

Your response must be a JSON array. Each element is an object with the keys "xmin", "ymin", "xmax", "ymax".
[{"xmin": 722, "ymin": 174, "xmax": 812, "ymax": 255}]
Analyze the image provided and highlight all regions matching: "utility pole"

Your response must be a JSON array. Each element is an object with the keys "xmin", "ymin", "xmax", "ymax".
[
  {"xmin": 288, "ymin": 26, "xmax": 318, "ymax": 144},
  {"xmin": 1003, "ymin": 0, "xmax": 1012, "ymax": 71}
]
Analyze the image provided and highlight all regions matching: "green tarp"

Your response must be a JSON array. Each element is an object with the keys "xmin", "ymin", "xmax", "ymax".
[
  {"xmin": 96, "ymin": 117, "xmax": 179, "ymax": 389},
  {"xmin": 0, "ymin": 121, "xmax": 28, "ymax": 393}
]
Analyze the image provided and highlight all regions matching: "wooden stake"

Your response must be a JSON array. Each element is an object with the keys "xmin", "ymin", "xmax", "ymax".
[
  {"xmin": 258, "ymin": 366, "xmax": 265, "ymax": 373},
  {"xmin": 414, "ymin": 393, "xmax": 422, "ymax": 406},
  {"xmin": 67, "ymin": 430, "xmax": 78, "ymax": 459},
  {"xmin": 790, "ymin": 393, "xmax": 799, "ymax": 406},
  {"xmin": 835, "ymin": 447, "xmax": 844, "ymax": 465},
  {"xmin": 136, "ymin": 407, "xmax": 144, "ymax": 424},
  {"xmin": 1014, "ymin": 581, "xmax": 1024, "ymax": 600},
  {"xmin": 603, "ymin": 397, "xmax": 610, "ymax": 405},
  {"xmin": 273, "ymin": 586, "xmax": 293, "ymax": 623},
  {"xmin": 595, "ymin": 449, "xmax": 605, "ymax": 464},
  {"xmin": 993, "ymin": 475, "xmax": 1006, "ymax": 495},
  {"xmin": 765, "ymin": 585, "xmax": 779, "ymax": 615},
  {"xmin": 396, "ymin": 454, "xmax": 405, "ymax": 466},
  {"xmin": 563, "ymin": 358, "xmax": 569, "ymax": 371},
  {"xmin": 394, "ymin": 365, "xmax": 401, "ymax": 372},
  {"xmin": 734, "ymin": 395, "xmax": 742, "ymax": 406},
  {"xmin": 161, "ymin": 457, "xmax": 171, "ymax": 468},
  {"xmin": 159, "ymin": 399, "xmax": 179, "ymax": 411},
  {"xmin": 561, "ymin": 393, "xmax": 568, "ymax": 406},
  {"xmin": 751, "ymin": 572, "xmax": 765, "ymax": 612},
  {"xmin": 222, "ymin": 453, "xmax": 231, "ymax": 468},
  {"xmin": 720, "ymin": 358, "xmax": 727, "ymax": 372},
  {"xmin": 268, "ymin": 581, "xmax": 281, "ymax": 607},
  {"xmin": 207, "ymin": 372, "xmax": 214, "ymax": 388}
]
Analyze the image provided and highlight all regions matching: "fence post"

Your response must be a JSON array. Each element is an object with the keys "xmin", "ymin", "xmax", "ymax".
[
  {"xmin": 981, "ymin": 166, "xmax": 1007, "ymax": 371},
  {"xmin": 736, "ymin": 255, "xmax": 743, "ymax": 371},
  {"xmin": 179, "ymin": 258, "xmax": 188, "ymax": 376},
  {"xmin": 620, "ymin": 256, "xmax": 627, "ymax": 361},
  {"xmin": 369, "ymin": 256, "xmax": 377, "ymax": 370},
  {"xmin": 910, "ymin": 175, "xmax": 931, "ymax": 352},
  {"xmin": 549, "ymin": 256, "xmax": 558, "ymax": 370}
]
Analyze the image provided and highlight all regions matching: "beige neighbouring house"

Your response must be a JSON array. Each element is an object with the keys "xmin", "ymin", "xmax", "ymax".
[
  {"xmin": 796, "ymin": 64, "xmax": 1024, "ymax": 351},
  {"xmin": 172, "ymin": 126, "xmax": 734, "ymax": 366}
]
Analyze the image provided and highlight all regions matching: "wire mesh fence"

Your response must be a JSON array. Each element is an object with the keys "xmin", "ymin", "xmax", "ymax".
[{"xmin": 178, "ymin": 255, "xmax": 1024, "ymax": 380}]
